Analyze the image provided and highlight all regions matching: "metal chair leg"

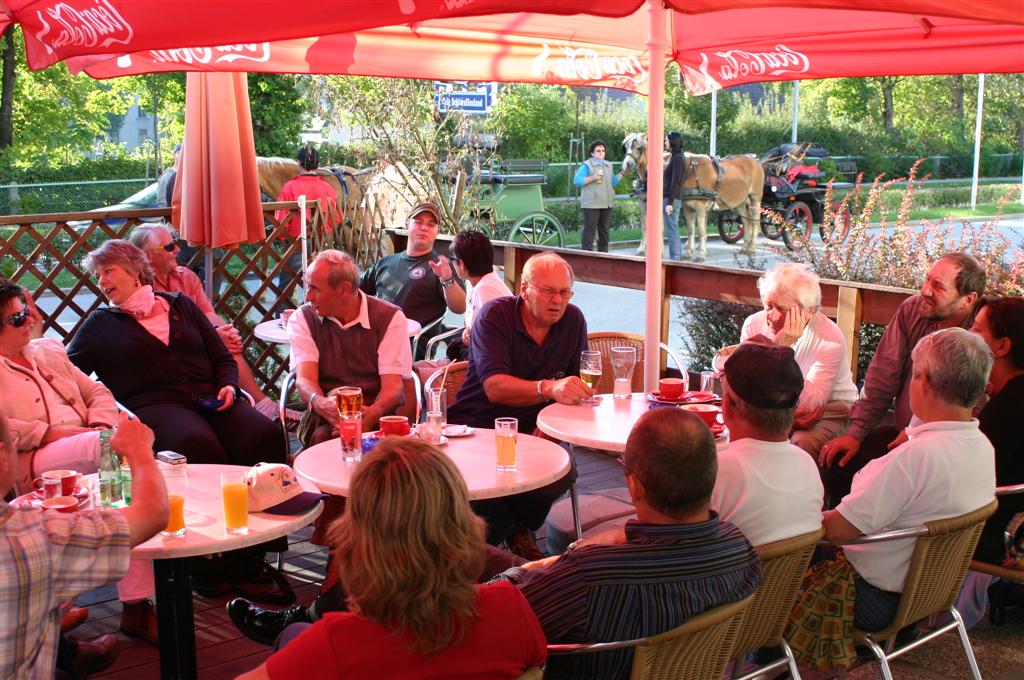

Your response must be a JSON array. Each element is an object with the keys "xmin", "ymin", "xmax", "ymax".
[
  {"xmin": 951, "ymin": 606, "xmax": 983, "ymax": 680},
  {"xmin": 862, "ymin": 635, "xmax": 894, "ymax": 680}
]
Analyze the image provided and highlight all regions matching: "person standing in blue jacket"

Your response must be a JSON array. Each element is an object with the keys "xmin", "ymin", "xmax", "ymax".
[{"xmin": 574, "ymin": 140, "xmax": 622, "ymax": 253}]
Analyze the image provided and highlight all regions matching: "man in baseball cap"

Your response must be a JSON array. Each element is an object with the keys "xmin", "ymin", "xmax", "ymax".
[
  {"xmin": 360, "ymin": 200, "xmax": 466, "ymax": 358},
  {"xmin": 709, "ymin": 335, "xmax": 825, "ymax": 546}
]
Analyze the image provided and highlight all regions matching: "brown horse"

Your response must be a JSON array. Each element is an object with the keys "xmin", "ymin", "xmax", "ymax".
[{"xmin": 680, "ymin": 153, "xmax": 764, "ymax": 261}]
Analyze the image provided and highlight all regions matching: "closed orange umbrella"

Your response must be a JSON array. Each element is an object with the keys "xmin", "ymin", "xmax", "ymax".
[{"xmin": 172, "ymin": 72, "xmax": 264, "ymax": 249}]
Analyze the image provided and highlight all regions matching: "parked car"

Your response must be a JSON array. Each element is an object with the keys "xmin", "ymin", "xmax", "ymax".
[{"xmin": 68, "ymin": 181, "xmax": 163, "ymax": 229}]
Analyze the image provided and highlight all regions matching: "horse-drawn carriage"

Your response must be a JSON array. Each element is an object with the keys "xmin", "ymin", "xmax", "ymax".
[{"xmin": 457, "ymin": 158, "xmax": 565, "ymax": 247}]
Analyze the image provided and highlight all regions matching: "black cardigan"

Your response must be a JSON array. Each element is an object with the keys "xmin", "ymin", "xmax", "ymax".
[{"xmin": 67, "ymin": 292, "xmax": 238, "ymax": 412}]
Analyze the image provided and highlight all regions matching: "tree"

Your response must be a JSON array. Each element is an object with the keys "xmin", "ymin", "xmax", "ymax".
[
  {"xmin": 488, "ymin": 84, "xmax": 575, "ymax": 159},
  {"xmin": 0, "ymin": 27, "xmax": 15, "ymax": 150},
  {"xmin": 248, "ymin": 74, "xmax": 304, "ymax": 157}
]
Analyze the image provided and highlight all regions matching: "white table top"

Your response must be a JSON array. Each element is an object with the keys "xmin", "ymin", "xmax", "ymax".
[
  {"xmin": 255, "ymin": 317, "xmax": 423, "ymax": 344},
  {"xmin": 536, "ymin": 393, "xmax": 728, "ymax": 453},
  {"xmin": 295, "ymin": 429, "xmax": 570, "ymax": 500},
  {"xmin": 86, "ymin": 464, "xmax": 323, "ymax": 561}
]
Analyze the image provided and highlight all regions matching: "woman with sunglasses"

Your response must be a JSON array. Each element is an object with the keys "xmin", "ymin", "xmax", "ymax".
[
  {"xmin": 0, "ymin": 278, "xmax": 118, "ymax": 494},
  {"xmin": 67, "ymin": 240, "xmax": 285, "ymax": 470}
]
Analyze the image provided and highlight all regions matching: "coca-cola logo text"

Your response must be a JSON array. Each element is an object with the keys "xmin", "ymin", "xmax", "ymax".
[
  {"xmin": 532, "ymin": 44, "xmax": 647, "ymax": 88},
  {"xmin": 144, "ymin": 44, "xmax": 272, "ymax": 66},
  {"xmin": 714, "ymin": 45, "xmax": 809, "ymax": 81},
  {"xmin": 34, "ymin": 0, "xmax": 134, "ymax": 55}
]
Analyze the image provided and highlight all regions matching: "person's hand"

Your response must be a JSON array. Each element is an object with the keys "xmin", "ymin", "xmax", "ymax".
[
  {"xmin": 775, "ymin": 306, "xmax": 811, "ymax": 346},
  {"xmin": 594, "ymin": 172, "xmax": 603, "ymax": 184},
  {"xmin": 41, "ymin": 425, "xmax": 95, "ymax": 444},
  {"xmin": 819, "ymin": 433, "xmax": 861, "ymax": 468},
  {"xmin": 428, "ymin": 255, "xmax": 455, "ymax": 282},
  {"xmin": 886, "ymin": 428, "xmax": 909, "ymax": 451},
  {"xmin": 311, "ymin": 394, "xmax": 341, "ymax": 425},
  {"xmin": 216, "ymin": 386, "xmax": 236, "ymax": 411},
  {"xmin": 519, "ymin": 555, "xmax": 561, "ymax": 571},
  {"xmin": 665, "ymin": 203, "xmax": 674, "ymax": 215},
  {"xmin": 461, "ymin": 326, "xmax": 472, "ymax": 345},
  {"xmin": 549, "ymin": 376, "xmax": 594, "ymax": 405},
  {"xmin": 110, "ymin": 412, "xmax": 155, "ymax": 463},
  {"xmin": 574, "ymin": 527, "xmax": 627, "ymax": 549},
  {"xmin": 792, "ymin": 403, "xmax": 825, "ymax": 431},
  {"xmin": 216, "ymin": 324, "xmax": 243, "ymax": 354}
]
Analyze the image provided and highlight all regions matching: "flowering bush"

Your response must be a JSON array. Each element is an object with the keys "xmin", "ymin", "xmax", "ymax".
[{"xmin": 779, "ymin": 159, "xmax": 1024, "ymax": 295}]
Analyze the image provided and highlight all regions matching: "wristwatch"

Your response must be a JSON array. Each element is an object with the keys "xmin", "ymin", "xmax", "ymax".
[{"xmin": 440, "ymin": 275, "xmax": 455, "ymax": 288}]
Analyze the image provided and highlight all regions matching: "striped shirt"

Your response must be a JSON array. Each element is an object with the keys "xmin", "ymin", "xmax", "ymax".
[
  {"xmin": 0, "ymin": 502, "xmax": 130, "ymax": 679},
  {"xmin": 495, "ymin": 515, "xmax": 761, "ymax": 680}
]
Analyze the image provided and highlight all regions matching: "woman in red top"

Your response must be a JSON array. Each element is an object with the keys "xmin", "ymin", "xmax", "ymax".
[{"xmin": 236, "ymin": 436, "xmax": 547, "ymax": 680}]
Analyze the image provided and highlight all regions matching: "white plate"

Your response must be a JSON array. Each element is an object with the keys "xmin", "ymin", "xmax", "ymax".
[{"xmin": 442, "ymin": 424, "xmax": 475, "ymax": 438}]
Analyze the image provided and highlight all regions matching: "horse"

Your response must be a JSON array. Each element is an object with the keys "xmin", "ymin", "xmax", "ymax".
[
  {"xmin": 679, "ymin": 153, "xmax": 764, "ymax": 261},
  {"xmin": 621, "ymin": 132, "xmax": 667, "ymax": 257}
]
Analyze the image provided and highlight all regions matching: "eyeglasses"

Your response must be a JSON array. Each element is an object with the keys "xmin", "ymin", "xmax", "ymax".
[
  {"xmin": 157, "ymin": 238, "xmax": 178, "ymax": 253},
  {"xmin": 528, "ymin": 283, "xmax": 574, "ymax": 300},
  {"xmin": 1, "ymin": 307, "xmax": 30, "ymax": 328}
]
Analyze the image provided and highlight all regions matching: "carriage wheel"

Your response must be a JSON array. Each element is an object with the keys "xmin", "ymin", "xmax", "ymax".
[
  {"xmin": 759, "ymin": 210, "xmax": 784, "ymax": 240},
  {"xmin": 781, "ymin": 201, "xmax": 814, "ymax": 251},
  {"xmin": 716, "ymin": 211, "xmax": 744, "ymax": 244},
  {"xmin": 820, "ymin": 202, "xmax": 852, "ymax": 243},
  {"xmin": 509, "ymin": 211, "xmax": 564, "ymax": 248}
]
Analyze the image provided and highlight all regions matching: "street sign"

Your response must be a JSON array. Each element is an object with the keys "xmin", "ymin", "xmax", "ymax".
[{"xmin": 434, "ymin": 82, "xmax": 497, "ymax": 115}]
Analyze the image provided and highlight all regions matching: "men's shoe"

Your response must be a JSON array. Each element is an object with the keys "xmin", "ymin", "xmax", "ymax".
[
  {"xmin": 227, "ymin": 598, "xmax": 311, "ymax": 646},
  {"xmin": 120, "ymin": 599, "xmax": 159, "ymax": 645},
  {"xmin": 61, "ymin": 607, "xmax": 89, "ymax": 633},
  {"xmin": 192, "ymin": 570, "xmax": 232, "ymax": 597},
  {"xmin": 71, "ymin": 634, "xmax": 119, "ymax": 678},
  {"xmin": 229, "ymin": 560, "xmax": 297, "ymax": 606},
  {"xmin": 506, "ymin": 528, "xmax": 544, "ymax": 561}
]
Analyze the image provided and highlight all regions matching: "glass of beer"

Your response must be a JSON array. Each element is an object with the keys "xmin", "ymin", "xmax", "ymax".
[
  {"xmin": 221, "ymin": 471, "xmax": 249, "ymax": 535},
  {"xmin": 334, "ymin": 386, "xmax": 363, "ymax": 414},
  {"xmin": 494, "ymin": 417, "xmax": 518, "ymax": 472},
  {"xmin": 339, "ymin": 411, "xmax": 363, "ymax": 463},
  {"xmin": 580, "ymin": 350, "xmax": 602, "ymax": 405}
]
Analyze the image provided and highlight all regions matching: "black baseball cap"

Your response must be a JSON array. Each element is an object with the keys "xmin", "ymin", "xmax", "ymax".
[{"xmin": 723, "ymin": 335, "xmax": 804, "ymax": 409}]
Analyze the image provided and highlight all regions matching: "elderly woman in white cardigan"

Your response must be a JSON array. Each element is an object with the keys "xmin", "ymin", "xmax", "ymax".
[{"xmin": 740, "ymin": 263, "xmax": 859, "ymax": 457}]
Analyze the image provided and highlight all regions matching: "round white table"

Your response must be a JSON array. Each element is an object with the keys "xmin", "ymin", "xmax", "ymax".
[
  {"xmin": 536, "ymin": 393, "xmax": 728, "ymax": 453},
  {"xmin": 255, "ymin": 316, "xmax": 423, "ymax": 344},
  {"xmin": 295, "ymin": 429, "xmax": 570, "ymax": 500},
  {"xmin": 91, "ymin": 464, "xmax": 322, "ymax": 680}
]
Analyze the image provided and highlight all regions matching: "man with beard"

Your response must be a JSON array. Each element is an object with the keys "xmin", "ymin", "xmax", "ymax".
[{"xmin": 819, "ymin": 252, "xmax": 986, "ymax": 502}]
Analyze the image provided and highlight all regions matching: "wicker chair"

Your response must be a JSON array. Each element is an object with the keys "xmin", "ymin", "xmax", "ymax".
[
  {"xmin": 848, "ymin": 499, "xmax": 997, "ymax": 680},
  {"xmin": 423, "ymin": 361, "xmax": 470, "ymax": 410},
  {"xmin": 587, "ymin": 331, "xmax": 687, "ymax": 394},
  {"xmin": 968, "ymin": 483, "xmax": 1024, "ymax": 625},
  {"xmin": 730, "ymin": 528, "xmax": 824, "ymax": 680},
  {"xmin": 547, "ymin": 594, "xmax": 754, "ymax": 680},
  {"xmin": 423, "ymin": 325, "xmax": 465, "ymax": 361}
]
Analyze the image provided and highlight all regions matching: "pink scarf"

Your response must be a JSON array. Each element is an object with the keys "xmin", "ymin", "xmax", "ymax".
[
  {"xmin": 117, "ymin": 285, "xmax": 170, "ymax": 345},
  {"xmin": 116, "ymin": 284, "xmax": 156, "ymax": 319}
]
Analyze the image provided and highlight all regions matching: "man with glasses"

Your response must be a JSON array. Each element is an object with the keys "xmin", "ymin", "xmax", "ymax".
[
  {"xmin": 447, "ymin": 252, "xmax": 591, "ymax": 557},
  {"xmin": 129, "ymin": 224, "xmax": 285, "ymax": 423}
]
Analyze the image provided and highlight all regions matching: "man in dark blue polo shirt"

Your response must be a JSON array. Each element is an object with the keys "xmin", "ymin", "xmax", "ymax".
[{"xmin": 448, "ymin": 252, "xmax": 593, "ymax": 555}]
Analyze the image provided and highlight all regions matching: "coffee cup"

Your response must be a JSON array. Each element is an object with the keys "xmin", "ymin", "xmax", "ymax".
[
  {"xmin": 658, "ymin": 378, "xmax": 685, "ymax": 399},
  {"xmin": 681, "ymin": 403, "xmax": 721, "ymax": 428},
  {"xmin": 42, "ymin": 469, "xmax": 79, "ymax": 496},
  {"xmin": 379, "ymin": 415, "xmax": 411, "ymax": 436},
  {"xmin": 41, "ymin": 496, "xmax": 78, "ymax": 513}
]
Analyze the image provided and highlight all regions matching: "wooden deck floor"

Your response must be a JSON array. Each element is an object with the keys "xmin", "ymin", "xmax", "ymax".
[{"xmin": 80, "ymin": 446, "xmax": 1024, "ymax": 679}]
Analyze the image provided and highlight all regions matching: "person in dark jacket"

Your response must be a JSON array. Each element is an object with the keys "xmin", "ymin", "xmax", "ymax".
[{"xmin": 662, "ymin": 131, "xmax": 686, "ymax": 260}]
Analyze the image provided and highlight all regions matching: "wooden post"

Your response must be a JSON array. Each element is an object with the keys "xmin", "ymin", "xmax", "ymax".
[{"xmin": 836, "ymin": 285, "xmax": 863, "ymax": 382}]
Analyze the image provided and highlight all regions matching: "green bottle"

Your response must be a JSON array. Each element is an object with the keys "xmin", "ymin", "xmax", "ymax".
[{"xmin": 98, "ymin": 430, "xmax": 126, "ymax": 508}]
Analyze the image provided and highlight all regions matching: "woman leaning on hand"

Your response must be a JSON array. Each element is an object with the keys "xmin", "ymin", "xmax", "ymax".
[{"xmin": 67, "ymin": 240, "xmax": 285, "ymax": 467}]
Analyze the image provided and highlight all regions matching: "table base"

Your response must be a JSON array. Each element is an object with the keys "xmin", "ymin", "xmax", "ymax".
[{"xmin": 154, "ymin": 558, "xmax": 197, "ymax": 680}]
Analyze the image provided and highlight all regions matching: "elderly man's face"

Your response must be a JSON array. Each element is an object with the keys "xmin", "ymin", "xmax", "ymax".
[
  {"xmin": 304, "ymin": 261, "xmax": 349, "ymax": 318},
  {"xmin": 520, "ymin": 262, "xmax": 573, "ymax": 327},
  {"xmin": 920, "ymin": 258, "xmax": 973, "ymax": 322},
  {"xmin": 145, "ymin": 230, "xmax": 180, "ymax": 277}
]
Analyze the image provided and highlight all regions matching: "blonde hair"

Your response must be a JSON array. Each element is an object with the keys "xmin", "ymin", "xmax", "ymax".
[{"xmin": 329, "ymin": 437, "xmax": 486, "ymax": 654}]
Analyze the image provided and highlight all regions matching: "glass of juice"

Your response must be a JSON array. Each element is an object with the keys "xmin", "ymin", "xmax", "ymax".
[
  {"xmin": 159, "ymin": 462, "xmax": 187, "ymax": 537},
  {"xmin": 221, "ymin": 471, "xmax": 249, "ymax": 535},
  {"xmin": 494, "ymin": 417, "xmax": 518, "ymax": 472},
  {"xmin": 580, "ymin": 350, "xmax": 602, "ymax": 405}
]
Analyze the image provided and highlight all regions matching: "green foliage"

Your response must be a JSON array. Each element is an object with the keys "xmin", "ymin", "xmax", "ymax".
[
  {"xmin": 489, "ymin": 84, "xmax": 575, "ymax": 160},
  {"xmin": 678, "ymin": 298, "xmax": 757, "ymax": 373},
  {"xmin": 544, "ymin": 199, "xmax": 640, "ymax": 232},
  {"xmin": 249, "ymin": 74, "xmax": 305, "ymax": 157}
]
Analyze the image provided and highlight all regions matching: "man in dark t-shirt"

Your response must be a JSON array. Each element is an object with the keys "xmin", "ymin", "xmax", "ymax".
[
  {"xmin": 360, "ymin": 202, "xmax": 466, "ymax": 356},
  {"xmin": 448, "ymin": 252, "xmax": 593, "ymax": 553}
]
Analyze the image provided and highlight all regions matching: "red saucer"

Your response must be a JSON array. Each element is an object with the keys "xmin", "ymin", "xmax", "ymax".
[
  {"xmin": 32, "ymin": 485, "xmax": 89, "ymax": 501},
  {"xmin": 646, "ymin": 391, "xmax": 717, "ymax": 404},
  {"xmin": 14, "ymin": 490, "xmax": 90, "ymax": 510}
]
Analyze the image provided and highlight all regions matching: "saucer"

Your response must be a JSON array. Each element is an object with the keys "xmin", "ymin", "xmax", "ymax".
[
  {"xmin": 15, "ymin": 491, "xmax": 89, "ymax": 510},
  {"xmin": 442, "ymin": 424, "xmax": 475, "ymax": 438},
  {"xmin": 646, "ymin": 391, "xmax": 716, "ymax": 404},
  {"xmin": 33, "ymin": 485, "xmax": 89, "ymax": 501}
]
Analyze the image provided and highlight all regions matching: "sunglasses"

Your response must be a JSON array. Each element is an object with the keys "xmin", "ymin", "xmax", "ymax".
[
  {"xmin": 1, "ymin": 307, "xmax": 30, "ymax": 328},
  {"xmin": 158, "ymin": 238, "xmax": 178, "ymax": 253}
]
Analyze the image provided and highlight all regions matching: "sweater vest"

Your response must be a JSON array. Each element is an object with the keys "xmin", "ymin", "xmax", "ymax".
[{"xmin": 580, "ymin": 158, "xmax": 616, "ymax": 209}]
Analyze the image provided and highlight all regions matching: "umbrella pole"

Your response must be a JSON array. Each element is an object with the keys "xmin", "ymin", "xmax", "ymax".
[
  {"xmin": 299, "ymin": 195, "xmax": 309, "ymax": 278},
  {"xmin": 644, "ymin": 0, "xmax": 669, "ymax": 392}
]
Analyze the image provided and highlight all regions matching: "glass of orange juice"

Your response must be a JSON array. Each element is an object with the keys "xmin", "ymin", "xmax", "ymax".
[
  {"xmin": 494, "ymin": 417, "xmax": 518, "ymax": 472},
  {"xmin": 221, "ymin": 471, "xmax": 249, "ymax": 535},
  {"xmin": 159, "ymin": 462, "xmax": 187, "ymax": 537}
]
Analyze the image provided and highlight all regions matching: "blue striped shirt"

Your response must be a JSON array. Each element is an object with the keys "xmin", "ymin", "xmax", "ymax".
[{"xmin": 496, "ymin": 514, "xmax": 761, "ymax": 680}]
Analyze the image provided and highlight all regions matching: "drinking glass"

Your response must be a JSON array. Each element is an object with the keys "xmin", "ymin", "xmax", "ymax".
[
  {"xmin": 580, "ymin": 350, "xmax": 602, "ymax": 405},
  {"xmin": 610, "ymin": 346, "xmax": 637, "ymax": 400},
  {"xmin": 700, "ymin": 370, "xmax": 716, "ymax": 395},
  {"xmin": 427, "ymin": 387, "xmax": 447, "ymax": 427},
  {"xmin": 334, "ymin": 386, "xmax": 363, "ymax": 414},
  {"xmin": 159, "ymin": 463, "xmax": 188, "ymax": 537},
  {"xmin": 221, "ymin": 471, "xmax": 249, "ymax": 535},
  {"xmin": 494, "ymin": 417, "xmax": 518, "ymax": 472},
  {"xmin": 421, "ymin": 411, "xmax": 444, "ymax": 445},
  {"xmin": 339, "ymin": 411, "xmax": 363, "ymax": 463}
]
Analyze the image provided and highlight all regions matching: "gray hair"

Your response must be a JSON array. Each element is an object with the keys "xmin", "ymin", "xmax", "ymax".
[
  {"xmin": 84, "ymin": 240, "xmax": 155, "ymax": 286},
  {"xmin": 724, "ymin": 383, "xmax": 797, "ymax": 438},
  {"xmin": 522, "ymin": 252, "xmax": 574, "ymax": 284},
  {"xmin": 310, "ymin": 249, "xmax": 360, "ymax": 289},
  {"xmin": 757, "ymin": 262, "xmax": 821, "ymax": 309},
  {"xmin": 128, "ymin": 222, "xmax": 175, "ymax": 251},
  {"xmin": 911, "ymin": 327, "xmax": 992, "ymax": 408}
]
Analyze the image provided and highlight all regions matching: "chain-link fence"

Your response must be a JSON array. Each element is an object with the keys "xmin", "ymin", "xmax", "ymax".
[{"xmin": 0, "ymin": 178, "xmax": 154, "ymax": 216}]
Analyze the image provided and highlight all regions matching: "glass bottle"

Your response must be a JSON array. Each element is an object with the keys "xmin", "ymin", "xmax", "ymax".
[{"xmin": 98, "ymin": 429, "xmax": 125, "ymax": 508}]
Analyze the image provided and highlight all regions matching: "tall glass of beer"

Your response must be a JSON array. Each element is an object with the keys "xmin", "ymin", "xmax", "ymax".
[
  {"xmin": 494, "ymin": 417, "xmax": 518, "ymax": 472},
  {"xmin": 580, "ymin": 350, "xmax": 602, "ymax": 404}
]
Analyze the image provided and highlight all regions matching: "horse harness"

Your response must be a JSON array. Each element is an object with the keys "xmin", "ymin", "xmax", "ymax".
[{"xmin": 680, "ymin": 156, "xmax": 725, "ymax": 203}]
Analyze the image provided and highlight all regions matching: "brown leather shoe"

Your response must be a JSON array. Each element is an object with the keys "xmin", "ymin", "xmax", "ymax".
[
  {"xmin": 61, "ymin": 607, "xmax": 88, "ymax": 633},
  {"xmin": 71, "ymin": 634, "xmax": 119, "ymax": 678},
  {"xmin": 506, "ymin": 528, "xmax": 544, "ymax": 561},
  {"xmin": 120, "ymin": 599, "xmax": 158, "ymax": 645}
]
